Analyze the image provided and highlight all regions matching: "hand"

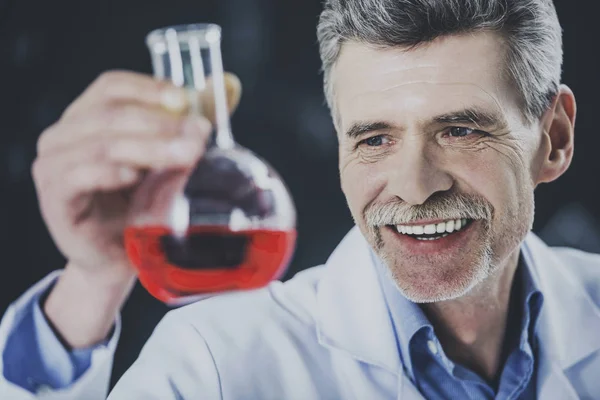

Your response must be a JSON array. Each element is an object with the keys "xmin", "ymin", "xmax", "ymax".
[{"xmin": 34, "ymin": 70, "xmax": 241, "ymax": 347}]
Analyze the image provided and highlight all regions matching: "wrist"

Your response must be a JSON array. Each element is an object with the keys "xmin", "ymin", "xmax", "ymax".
[{"xmin": 43, "ymin": 262, "xmax": 136, "ymax": 349}]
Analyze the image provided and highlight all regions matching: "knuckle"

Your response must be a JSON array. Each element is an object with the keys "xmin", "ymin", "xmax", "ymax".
[
  {"xmin": 30, "ymin": 158, "xmax": 42, "ymax": 181},
  {"xmin": 60, "ymin": 102, "xmax": 78, "ymax": 120},
  {"xmin": 31, "ymin": 157, "xmax": 51, "ymax": 190},
  {"xmin": 36, "ymin": 124, "xmax": 58, "ymax": 155},
  {"xmin": 93, "ymin": 72, "xmax": 113, "ymax": 92},
  {"xmin": 93, "ymin": 70, "xmax": 130, "ymax": 98},
  {"xmin": 60, "ymin": 94, "xmax": 91, "ymax": 121},
  {"xmin": 96, "ymin": 70, "xmax": 125, "ymax": 87}
]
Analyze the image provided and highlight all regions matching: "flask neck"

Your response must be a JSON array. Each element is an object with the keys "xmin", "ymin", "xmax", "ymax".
[{"xmin": 147, "ymin": 24, "xmax": 235, "ymax": 150}]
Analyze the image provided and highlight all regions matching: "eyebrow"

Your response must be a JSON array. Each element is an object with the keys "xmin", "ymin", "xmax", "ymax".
[
  {"xmin": 344, "ymin": 106, "xmax": 507, "ymax": 139},
  {"xmin": 345, "ymin": 121, "xmax": 393, "ymax": 139},
  {"xmin": 433, "ymin": 107, "xmax": 506, "ymax": 128}
]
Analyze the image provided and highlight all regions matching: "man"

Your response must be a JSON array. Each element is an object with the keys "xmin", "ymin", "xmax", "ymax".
[{"xmin": 1, "ymin": 0, "xmax": 599, "ymax": 398}]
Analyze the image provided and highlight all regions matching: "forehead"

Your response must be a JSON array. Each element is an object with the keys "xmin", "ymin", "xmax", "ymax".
[{"xmin": 333, "ymin": 32, "xmax": 521, "ymax": 130}]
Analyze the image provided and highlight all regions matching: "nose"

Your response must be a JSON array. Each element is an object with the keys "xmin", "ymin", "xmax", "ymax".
[{"xmin": 388, "ymin": 137, "xmax": 453, "ymax": 205}]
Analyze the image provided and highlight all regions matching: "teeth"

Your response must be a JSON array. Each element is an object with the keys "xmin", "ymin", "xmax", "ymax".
[
  {"xmin": 395, "ymin": 219, "xmax": 471, "ymax": 236},
  {"xmin": 416, "ymin": 233, "xmax": 450, "ymax": 241},
  {"xmin": 424, "ymin": 224, "xmax": 436, "ymax": 234},
  {"xmin": 436, "ymin": 222, "xmax": 446, "ymax": 233}
]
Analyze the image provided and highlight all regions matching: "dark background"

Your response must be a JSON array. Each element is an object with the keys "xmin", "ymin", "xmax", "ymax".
[{"xmin": 0, "ymin": 0, "xmax": 598, "ymax": 388}]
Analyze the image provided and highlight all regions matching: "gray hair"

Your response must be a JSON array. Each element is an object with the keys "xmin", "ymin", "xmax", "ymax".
[{"xmin": 317, "ymin": 0, "xmax": 563, "ymax": 124}]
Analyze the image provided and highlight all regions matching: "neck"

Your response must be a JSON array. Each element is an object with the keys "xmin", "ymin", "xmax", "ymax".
[{"xmin": 420, "ymin": 249, "xmax": 520, "ymax": 383}]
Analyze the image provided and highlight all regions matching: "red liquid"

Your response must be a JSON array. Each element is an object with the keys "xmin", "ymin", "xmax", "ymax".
[{"xmin": 124, "ymin": 225, "xmax": 296, "ymax": 303}]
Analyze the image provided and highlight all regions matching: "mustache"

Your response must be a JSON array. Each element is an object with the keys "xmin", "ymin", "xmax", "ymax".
[{"xmin": 364, "ymin": 191, "xmax": 493, "ymax": 227}]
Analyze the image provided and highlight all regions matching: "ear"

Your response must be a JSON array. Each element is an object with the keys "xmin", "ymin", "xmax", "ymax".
[{"xmin": 535, "ymin": 84, "xmax": 576, "ymax": 185}]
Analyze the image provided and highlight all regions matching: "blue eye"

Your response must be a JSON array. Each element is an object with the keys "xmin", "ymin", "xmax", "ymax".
[
  {"xmin": 448, "ymin": 127, "xmax": 474, "ymax": 137},
  {"xmin": 364, "ymin": 136, "xmax": 384, "ymax": 146}
]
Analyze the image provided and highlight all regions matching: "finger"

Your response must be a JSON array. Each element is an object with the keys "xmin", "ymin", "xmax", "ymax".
[
  {"xmin": 36, "ymin": 132, "xmax": 209, "ymax": 179},
  {"xmin": 63, "ymin": 70, "xmax": 190, "ymax": 119},
  {"xmin": 32, "ymin": 135, "xmax": 207, "ymax": 218},
  {"xmin": 105, "ymin": 134, "xmax": 208, "ymax": 169},
  {"xmin": 38, "ymin": 103, "xmax": 211, "ymax": 155},
  {"xmin": 32, "ymin": 156, "xmax": 143, "ymax": 223},
  {"xmin": 58, "ymin": 163, "xmax": 142, "ymax": 223},
  {"xmin": 65, "ymin": 70, "xmax": 242, "ymax": 122},
  {"xmin": 62, "ymin": 163, "xmax": 143, "ymax": 196}
]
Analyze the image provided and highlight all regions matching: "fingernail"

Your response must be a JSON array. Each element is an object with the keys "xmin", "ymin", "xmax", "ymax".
[
  {"xmin": 161, "ymin": 88, "xmax": 187, "ymax": 111},
  {"xmin": 181, "ymin": 116, "xmax": 211, "ymax": 137}
]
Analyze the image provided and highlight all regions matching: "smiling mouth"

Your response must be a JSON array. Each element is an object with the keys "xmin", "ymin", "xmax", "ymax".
[{"xmin": 389, "ymin": 218, "xmax": 473, "ymax": 241}]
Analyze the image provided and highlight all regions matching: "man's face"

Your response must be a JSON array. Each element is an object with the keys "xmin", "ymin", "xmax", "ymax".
[{"xmin": 335, "ymin": 33, "xmax": 548, "ymax": 302}]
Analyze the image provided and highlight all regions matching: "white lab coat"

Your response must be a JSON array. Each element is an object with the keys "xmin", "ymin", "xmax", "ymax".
[{"xmin": 1, "ymin": 227, "xmax": 600, "ymax": 399}]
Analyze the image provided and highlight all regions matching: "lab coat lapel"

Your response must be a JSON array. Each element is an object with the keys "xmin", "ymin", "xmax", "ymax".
[
  {"xmin": 535, "ymin": 348, "xmax": 579, "ymax": 400},
  {"xmin": 522, "ymin": 233, "xmax": 600, "ymax": 398},
  {"xmin": 315, "ymin": 226, "xmax": 401, "ymax": 374}
]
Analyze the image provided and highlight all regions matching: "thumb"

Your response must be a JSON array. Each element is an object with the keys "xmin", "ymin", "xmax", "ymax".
[
  {"xmin": 200, "ymin": 72, "xmax": 242, "ymax": 124},
  {"xmin": 224, "ymin": 72, "xmax": 242, "ymax": 114}
]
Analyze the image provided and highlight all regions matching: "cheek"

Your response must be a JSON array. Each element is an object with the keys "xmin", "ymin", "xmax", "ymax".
[
  {"xmin": 450, "ymin": 148, "xmax": 531, "ymax": 222},
  {"xmin": 340, "ymin": 156, "xmax": 388, "ymax": 217}
]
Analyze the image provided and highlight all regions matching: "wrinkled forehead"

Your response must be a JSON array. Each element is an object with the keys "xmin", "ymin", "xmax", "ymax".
[{"xmin": 332, "ymin": 33, "xmax": 522, "ymax": 131}]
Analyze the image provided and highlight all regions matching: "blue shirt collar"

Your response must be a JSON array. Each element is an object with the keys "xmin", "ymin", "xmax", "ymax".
[{"xmin": 371, "ymin": 249, "xmax": 544, "ymax": 381}]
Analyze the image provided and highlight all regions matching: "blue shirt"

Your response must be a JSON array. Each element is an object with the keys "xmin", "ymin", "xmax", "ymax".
[
  {"xmin": 373, "ymin": 252, "xmax": 544, "ymax": 400},
  {"xmin": 2, "ymin": 282, "xmax": 98, "ymax": 393}
]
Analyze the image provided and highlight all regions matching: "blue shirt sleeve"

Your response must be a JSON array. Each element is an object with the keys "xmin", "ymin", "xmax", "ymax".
[{"xmin": 2, "ymin": 284, "xmax": 104, "ymax": 393}]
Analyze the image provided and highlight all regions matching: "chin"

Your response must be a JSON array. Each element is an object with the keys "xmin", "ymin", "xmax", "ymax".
[{"xmin": 380, "ymin": 245, "xmax": 494, "ymax": 303}]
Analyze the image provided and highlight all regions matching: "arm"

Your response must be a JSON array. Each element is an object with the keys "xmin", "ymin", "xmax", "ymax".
[
  {"xmin": 0, "ymin": 271, "xmax": 120, "ymax": 400},
  {"xmin": 4, "ymin": 70, "xmax": 238, "ymax": 400}
]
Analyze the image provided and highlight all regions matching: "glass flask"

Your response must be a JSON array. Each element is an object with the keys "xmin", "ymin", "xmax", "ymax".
[{"xmin": 124, "ymin": 24, "xmax": 297, "ymax": 305}]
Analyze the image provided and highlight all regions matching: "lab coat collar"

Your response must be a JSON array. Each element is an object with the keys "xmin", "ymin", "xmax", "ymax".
[
  {"xmin": 315, "ymin": 226, "xmax": 402, "ymax": 374},
  {"xmin": 522, "ymin": 233, "xmax": 600, "ymax": 370},
  {"xmin": 315, "ymin": 227, "xmax": 600, "ymax": 382}
]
